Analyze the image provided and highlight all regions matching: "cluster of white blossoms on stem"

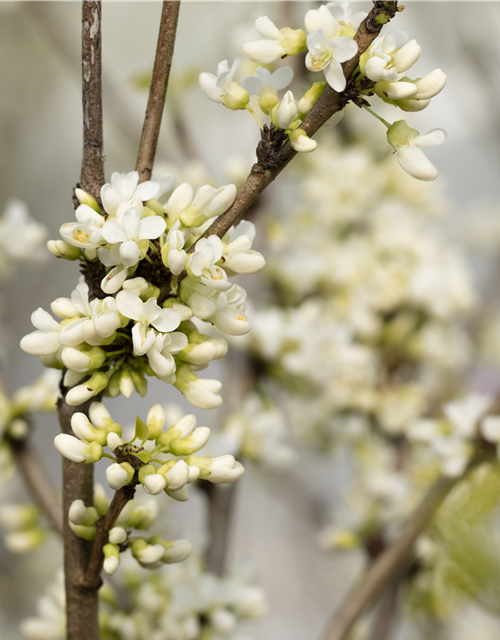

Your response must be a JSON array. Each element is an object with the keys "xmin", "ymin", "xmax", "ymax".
[
  {"xmin": 55, "ymin": 402, "xmax": 244, "ymax": 574},
  {"xmin": 21, "ymin": 171, "xmax": 265, "ymax": 408},
  {"xmin": 22, "ymin": 555, "xmax": 267, "ymax": 640},
  {"xmin": 199, "ymin": 3, "xmax": 447, "ymax": 179}
]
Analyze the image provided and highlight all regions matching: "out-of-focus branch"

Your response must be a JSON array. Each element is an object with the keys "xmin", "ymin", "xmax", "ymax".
[
  {"xmin": 81, "ymin": 0, "xmax": 104, "ymax": 203},
  {"xmin": 368, "ymin": 576, "xmax": 401, "ymax": 640},
  {"xmin": 203, "ymin": 482, "xmax": 238, "ymax": 575},
  {"xmin": 190, "ymin": 1, "xmax": 400, "ymax": 247},
  {"xmin": 81, "ymin": 484, "xmax": 137, "ymax": 591},
  {"xmin": 320, "ymin": 474, "xmax": 456, "ymax": 640},
  {"xmin": 136, "ymin": 1, "xmax": 181, "ymax": 183},
  {"xmin": 12, "ymin": 439, "xmax": 63, "ymax": 535}
]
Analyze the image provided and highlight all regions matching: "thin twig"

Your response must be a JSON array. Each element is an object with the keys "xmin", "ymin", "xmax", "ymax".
[
  {"xmin": 80, "ymin": 484, "xmax": 137, "ymax": 591},
  {"xmin": 81, "ymin": 0, "xmax": 104, "ymax": 203},
  {"xmin": 136, "ymin": 1, "xmax": 181, "ymax": 183},
  {"xmin": 320, "ymin": 474, "xmax": 456, "ymax": 640},
  {"xmin": 13, "ymin": 439, "xmax": 63, "ymax": 535}
]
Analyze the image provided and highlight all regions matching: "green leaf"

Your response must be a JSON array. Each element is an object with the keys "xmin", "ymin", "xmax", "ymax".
[{"xmin": 134, "ymin": 415, "xmax": 149, "ymax": 442}]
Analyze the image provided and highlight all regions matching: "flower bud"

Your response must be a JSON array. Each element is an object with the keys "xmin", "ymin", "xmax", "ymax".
[
  {"xmin": 393, "ymin": 39, "xmax": 421, "ymax": 73},
  {"xmin": 103, "ymin": 543, "xmax": 120, "ymax": 575},
  {"xmin": 165, "ymin": 460, "xmax": 190, "ymax": 491},
  {"xmin": 108, "ymin": 526, "xmax": 127, "ymax": 545},
  {"xmin": 146, "ymin": 404, "xmax": 165, "ymax": 440},
  {"xmin": 169, "ymin": 427, "xmax": 211, "ymax": 456},
  {"xmin": 130, "ymin": 370, "xmax": 148, "ymax": 398},
  {"xmin": 147, "ymin": 536, "xmax": 193, "ymax": 563},
  {"xmin": 221, "ymin": 82, "xmax": 250, "ymax": 111},
  {"xmin": 297, "ymin": 81, "xmax": 327, "ymax": 115},
  {"xmin": 68, "ymin": 499, "xmax": 89, "ymax": 525},
  {"xmin": 71, "ymin": 413, "xmax": 107, "ymax": 446},
  {"xmin": 277, "ymin": 91, "xmax": 297, "ymax": 130},
  {"xmin": 106, "ymin": 432, "xmax": 124, "ymax": 453},
  {"xmin": 281, "ymin": 26, "xmax": 307, "ymax": 57},
  {"xmin": 75, "ymin": 188, "xmax": 101, "ymax": 213},
  {"xmin": 143, "ymin": 474, "xmax": 167, "ymax": 495},
  {"xmin": 126, "ymin": 501, "xmax": 158, "ymax": 530},
  {"xmin": 131, "ymin": 539, "xmax": 165, "ymax": 565},
  {"xmin": 119, "ymin": 372, "xmax": 134, "ymax": 398},
  {"xmin": 106, "ymin": 462, "xmax": 134, "ymax": 491},
  {"xmin": 375, "ymin": 80, "xmax": 418, "ymax": 101},
  {"xmin": 69, "ymin": 522, "xmax": 96, "ymax": 541},
  {"xmin": 54, "ymin": 434, "xmax": 103, "ymax": 463},
  {"xmin": 289, "ymin": 129, "xmax": 317, "ymax": 153},
  {"xmin": 258, "ymin": 85, "xmax": 279, "ymax": 115},
  {"xmin": 89, "ymin": 402, "xmax": 112, "ymax": 429},
  {"xmin": 413, "ymin": 68, "xmax": 447, "ymax": 100},
  {"xmin": 47, "ymin": 240, "xmax": 81, "ymax": 260},
  {"xmin": 94, "ymin": 482, "xmax": 109, "ymax": 516},
  {"xmin": 65, "ymin": 372, "xmax": 109, "ymax": 406},
  {"xmin": 5, "ymin": 529, "xmax": 46, "ymax": 553}
]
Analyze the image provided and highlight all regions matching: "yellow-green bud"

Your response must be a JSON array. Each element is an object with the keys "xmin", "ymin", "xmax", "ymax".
[
  {"xmin": 221, "ymin": 82, "xmax": 250, "ymax": 111},
  {"xmin": 179, "ymin": 205, "xmax": 207, "ymax": 229},
  {"xmin": 75, "ymin": 188, "xmax": 101, "ymax": 213},
  {"xmin": 280, "ymin": 27, "xmax": 307, "ymax": 56},
  {"xmin": 298, "ymin": 81, "xmax": 328, "ymax": 116},
  {"xmin": 47, "ymin": 240, "xmax": 81, "ymax": 260},
  {"xmin": 259, "ymin": 85, "xmax": 280, "ymax": 115},
  {"xmin": 69, "ymin": 522, "xmax": 97, "ymax": 541}
]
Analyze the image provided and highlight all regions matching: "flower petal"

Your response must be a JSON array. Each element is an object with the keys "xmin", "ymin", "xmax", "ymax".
[
  {"xmin": 116, "ymin": 291, "xmax": 144, "ymax": 321},
  {"xmin": 397, "ymin": 145, "xmax": 438, "ymax": 181},
  {"xmin": 324, "ymin": 59, "xmax": 347, "ymax": 92},
  {"xmin": 137, "ymin": 215, "xmax": 167, "ymax": 240}
]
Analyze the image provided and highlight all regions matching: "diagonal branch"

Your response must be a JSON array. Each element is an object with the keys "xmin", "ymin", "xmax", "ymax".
[
  {"xmin": 320, "ymin": 474, "xmax": 457, "ymax": 640},
  {"xmin": 81, "ymin": 0, "xmax": 105, "ymax": 203},
  {"xmin": 80, "ymin": 484, "xmax": 137, "ymax": 591},
  {"xmin": 136, "ymin": 1, "xmax": 181, "ymax": 183},
  {"xmin": 13, "ymin": 438, "xmax": 63, "ymax": 535},
  {"xmin": 190, "ymin": 1, "xmax": 400, "ymax": 248}
]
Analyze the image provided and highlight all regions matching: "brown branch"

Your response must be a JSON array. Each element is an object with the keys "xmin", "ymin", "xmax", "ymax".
[
  {"xmin": 59, "ymin": 394, "xmax": 99, "ymax": 640},
  {"xmin": 12, "ymin": 439, "xmax": 63, "ymax": 536},
  {"xmin": 368, "ymin": 576, "xmax": 401, "ymax": 640},
  {"xmin": 136, "ymin": 1, "xmax": 181, "ymax": 183},
  {"xmin": 202, "ymin": 482, "xmax": 237, "ymax": 575},
  {"xmin": 81, "ymin": 0, "xmax": 104, "ymax": 203},
  {"xmin": 190, "ymin": 1, "xmax": 400, "ymax": 248},
  {"xmin": 320, "ymin": 474, "xmax": 456, "ymax": 640},
  {"xmin": 80, "ymin": 484, "xmax": 137, "ymax": 591}
]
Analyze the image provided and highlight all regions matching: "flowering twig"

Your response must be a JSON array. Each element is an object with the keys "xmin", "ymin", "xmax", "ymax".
[
  {"xmin": 320, "ymin": 474, "xmax": 457, "ymax": 640},
  {"xmin": 191, "ymin": 1, "xmax": 400, "ymax": 248},
  {"xmin": 12, "ymin": 439, "xmax": 63, "ymax": 536},
  {"xmin": 80, "ymin": 484, "xmax": 137, "ymax": 591},
  {"xmin": 136, "ymin": 1, "xmax": 181, "ymax": 183},
  {"xmin": 81, "ymin": 0, "xmax": 104, "ymax": 203}
]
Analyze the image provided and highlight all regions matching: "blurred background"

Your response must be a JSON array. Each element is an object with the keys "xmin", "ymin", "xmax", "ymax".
[{"xmin": 1, "ymin": 2, "xmax": 500, "ymax": 639}]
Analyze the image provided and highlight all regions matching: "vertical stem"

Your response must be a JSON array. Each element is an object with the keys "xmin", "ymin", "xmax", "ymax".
[
  {"xmin": 59, "ymin": 396, "xmax": 99, "ymax": 640},
  {"xmin": 81, "ymin": 0, "xmax": 104, "ymax": 202},
  {"xmin": 135, "ymin": 0, "xmax": 181, "ymax": 183},
  {"xmin": 204, "ymin": 483, "xmax": 237, "ymax": 575},
  {"xmin": 368, "ymin": 577, "xmax": 401, "ymax": 640}
]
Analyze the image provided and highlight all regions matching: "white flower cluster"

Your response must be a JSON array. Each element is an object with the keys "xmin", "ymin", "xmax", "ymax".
[
  {"xmin": 21, "ymin": 171, "xmax": 265, "ymax": 409},
  {"xmin": 199, "ymin": 3, "xmax": 447, "ymax": 179},
  {"xmin": 22, "ymin": 555, "xmax": 267, "ymax": 640},
  {"xmin": 55, "ymin": 402, "xmax": 244, "ymax": 517},
  {"xmin": 0, "ymin": 199, "xmax": 47, "ymax": 278}
]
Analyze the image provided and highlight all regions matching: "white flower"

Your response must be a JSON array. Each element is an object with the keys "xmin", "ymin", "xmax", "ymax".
[
  {"xmin": 242, "ymin": 16, "xmax": 306, "ymax": 64},
  {"xmin": 108, "ymin": 527, "xmax": 127, "ymax": 545},
  {"xmin": 59, "ymin": 204, "xmax": 105, "ymax": 250},
  {"xmin": 210, "ymin": 284, "xmax": 251, "ymax": 336},
  {"xmin": 387, "ymin": 120, "xmax": 447, "ymax": 182},
  {"xmin": 106, "ymin": 464, "xmax": 131, "ymax": 490},
  {"xmin": 175, "ymin": 366, "xmax": 223, "ymax": 410},
  {"xmin": 306, "ymin": 27, "xmax": 357, "ymax": 91},
  {"xmin": 199, "ymin": 59, "xmax": 249, "ymax": 110},
  {"xmin": 360, "ymin": 31, "xmax": 420, "ymax": 82},
  {"xmin": 176, "ymin": 183, "xmax": 237, "ymax": 229},
  {"xmin": 240, "ymin": 66, "xmax": 293, "ymax": 115},
  {"xmin": 20, "ymin": 308, "xmax": 61, "ymax": 356},
  {"xmin": 277, "ymin": 90, "xmax": 298, "ymax": 129},
  {"xmin": 223, "ymin": 221, "xmax": 266, "ymax": 276},
  {"xmin": 143, "ymin": 474, "xmax": 167, "ymax": 495},
  {"xmin": 205, "ymin": 455, "xmax": 245, "ymax": 484},
  {"xmin": 100, "ymin": 171, "xmax": 162, "ymax": 217},
  {"xmin": 147, "ymin": 331, "xmax": 188, "ymax": 379},
  {"xmin": 164, "ymin": 228, "xmax": 187, "ymax": 275},
  {"xmin": 116, "ymin": 291, "xmax": 181, "ymax": 356},
  {"xmin": 101, "ymin": 207, "xmax": 166, "ymax": 268},
  {"xmin": 165, "ymin": 460, "xmax": 190, "ymax": 491},
  {"xmin": 54, "ymin": 434, "xmax": 103, "ymax": 463},
  {"xmin": 189, "ymin": 236, "xmax": 230, "ymax": 291},
  {"xmin": 443, "ymin": 394, "xmax": 493, "ymax": 439},
  {"xmin": 325, "ymin": 3, "xmax": 366, "ymax": 33},
  {"xmin": 0, "ymin": 199, "xmax": 47, "ymax": 262},
  {"xmin": 289, "ymin": 129, "xmax": 318, "ymax": 153},
  {"xmin": 395, "ymin": 68, "xmax": 447, "ymax": 112}
]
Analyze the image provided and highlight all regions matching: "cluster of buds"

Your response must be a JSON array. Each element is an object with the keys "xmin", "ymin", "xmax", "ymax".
[
  {"xmin": 55, "ymin": 402, "xmax": 244, "ymax": 504},
  {"xmin": 0, "ymin": 503, "xmax": 46, "ymax": 554},
  {"xmin": 21, "ymin": 171, "xmax": 266, "ymax": 409},
  {"xmin": 200, "ymin": 3, "xmax": 447, "ymax": 179}
]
